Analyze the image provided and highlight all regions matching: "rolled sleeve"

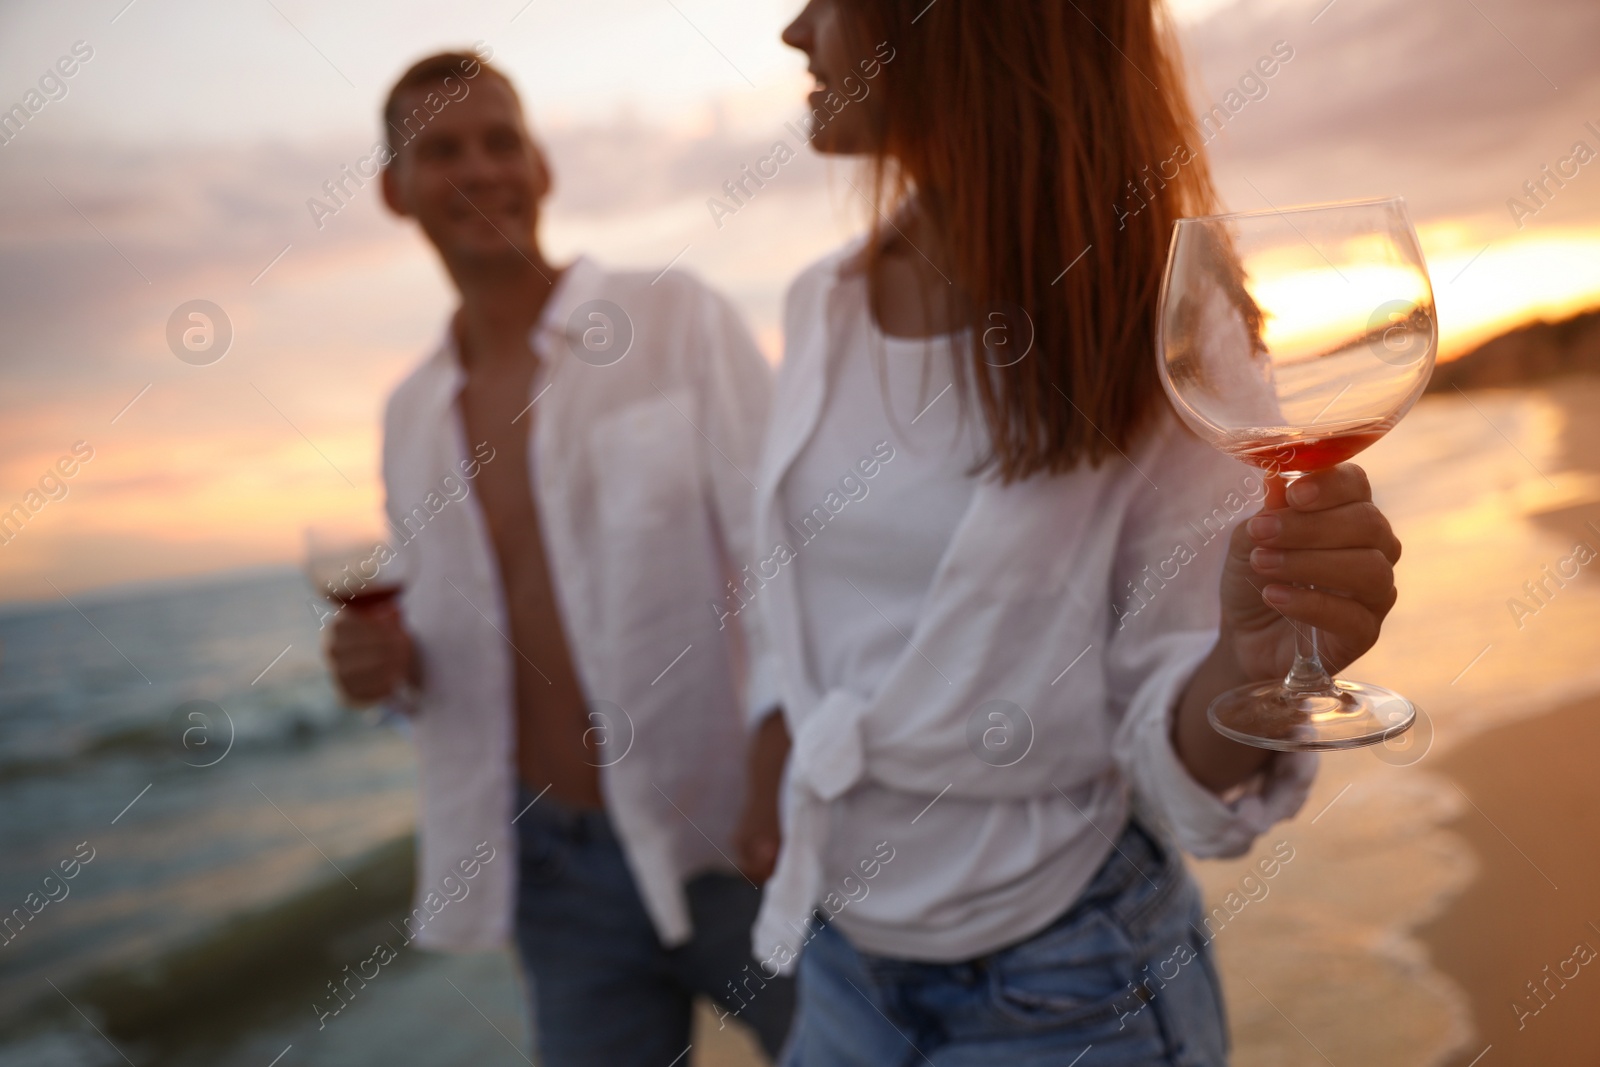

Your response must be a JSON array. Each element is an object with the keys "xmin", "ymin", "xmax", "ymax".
[
  {"xmin": 1106, "ymin": 414, "xmax": 1319, "ymax": 857},
  {"xmin": 1112, "ymin": 630, "xmax": 1318, "ymax": 856}
]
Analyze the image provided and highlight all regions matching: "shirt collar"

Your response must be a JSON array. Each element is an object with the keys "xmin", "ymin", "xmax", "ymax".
[
  {"xmin": 528, "ymin": 254, "xmax": 602, "ymax": 366},
  {"xmin": 419, "ymin": 254, "xmax": 601, "ymax": 393}
]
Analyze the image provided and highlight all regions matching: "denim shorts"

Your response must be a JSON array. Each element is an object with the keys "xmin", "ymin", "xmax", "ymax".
[{"xmin": 783, "ymin": 819, "xmax": 1228, "ymax": 1066}]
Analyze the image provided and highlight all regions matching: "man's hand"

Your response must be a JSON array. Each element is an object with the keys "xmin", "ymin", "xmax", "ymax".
[
  {"xmin": 1219, "ymin": 463, "xmax": 1403, "ymax": 680},
  {"xmin": 325, "ymin": 603, "xmax": 416, "ymax": 707},
  {"xmin": 735, "ymin": 710, "xmax": 790, "ymax": 885}
]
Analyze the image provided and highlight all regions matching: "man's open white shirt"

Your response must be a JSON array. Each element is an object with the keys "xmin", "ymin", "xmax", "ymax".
[{"xmin": 381, "ymin": 257, "xmax": 777, "ymax": 951}]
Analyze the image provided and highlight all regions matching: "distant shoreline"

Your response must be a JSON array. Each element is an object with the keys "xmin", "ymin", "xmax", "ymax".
[{"xmin": 1427, "ymin": 306, "xmax": 1600, "ymax": 394}]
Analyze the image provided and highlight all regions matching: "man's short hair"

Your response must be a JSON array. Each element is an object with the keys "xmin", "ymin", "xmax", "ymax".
[{"xmin": 382, "ymin": 50, "xmax": 518, "ymax": 158}]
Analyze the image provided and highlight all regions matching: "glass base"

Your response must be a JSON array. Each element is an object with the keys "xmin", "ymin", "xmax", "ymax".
[{"xmin": 1207, "ymin": 678, "xmax": 1417, "ymax": 753}]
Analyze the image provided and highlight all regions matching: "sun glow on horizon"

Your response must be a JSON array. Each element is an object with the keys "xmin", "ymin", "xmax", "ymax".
[{"xmin": 1420, "ymin": 221, "xmax": 1600, "ymax": 361}]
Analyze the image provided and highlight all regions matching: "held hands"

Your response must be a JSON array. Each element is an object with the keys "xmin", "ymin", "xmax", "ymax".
[
  {"xmin": 325, "ymin": 604, "xmax": 416, "ymax": 707},
  {"xmin": 1217, "ymin": 464, "xmax": 1402, "ymax": 682},
  {"xmin": 734, "ymin": 710, "xmax": 791, "ymax": 885}
]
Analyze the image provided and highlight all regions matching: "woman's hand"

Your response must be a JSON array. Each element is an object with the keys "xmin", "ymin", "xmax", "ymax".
[
  {"xmin": 1218, "ymin": 463, "xmax": 1402, "ymax": 681},
  {"xmin": 1172, "ymin": 463, "xmax": 1402, "ymax": 792}
]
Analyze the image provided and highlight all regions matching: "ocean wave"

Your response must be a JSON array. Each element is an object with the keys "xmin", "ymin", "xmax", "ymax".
[{"xmin": 1, "ymin": 834, "xmax": 416, "ymax": 1043}]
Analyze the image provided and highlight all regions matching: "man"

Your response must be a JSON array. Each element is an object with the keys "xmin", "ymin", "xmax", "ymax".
[{"xmin": 324, "ymin": 50, "xmax": 793, "ymax": 1065}]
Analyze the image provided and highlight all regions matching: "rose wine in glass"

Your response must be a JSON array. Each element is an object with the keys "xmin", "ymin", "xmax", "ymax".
[
  {"xmin": 304, "ymin": 523, "xmax": 406, "ymax": 612},
  {"xmin": 1157, "ymin": 195, "xmax": 1436, "ymax": 751}
]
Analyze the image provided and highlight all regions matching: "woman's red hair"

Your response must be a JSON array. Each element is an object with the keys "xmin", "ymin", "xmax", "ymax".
[{"xmin": 848, "ymin": 0, "xmax": 1218, "ymax": 480}]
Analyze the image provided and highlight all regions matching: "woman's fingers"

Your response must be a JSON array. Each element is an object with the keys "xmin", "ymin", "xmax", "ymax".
[
  {"xmin": 1249, "ymin": 546, "xmax": 1397, "ymax": 612},
  {"xmin": 1223, "ymin": 463, "xmax": 1404, "ymax": 670},
  {"xmin": 1257, "ymin": 582, "xmax": 1384, "ymax": 654},
  {"xmin": 1280, "ymin": 463, "xmax": 1373, "ymax": 513},
  {"xmin": 1247, "ymin": 500, "xmax": 1403, "ymax": 562},
  {"xmin": 1251, "ymin": 464, "xmax": 1404, "ymax": 561}
]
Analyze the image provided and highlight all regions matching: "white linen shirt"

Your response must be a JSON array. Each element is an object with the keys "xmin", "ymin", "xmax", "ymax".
[
  {"xmin": 381, "ymin": 256, "xmax": 778, "ymax": 952},
  {"xmin": 751, "ymin": 244, "xmax": 1318, "ymax": 971}
]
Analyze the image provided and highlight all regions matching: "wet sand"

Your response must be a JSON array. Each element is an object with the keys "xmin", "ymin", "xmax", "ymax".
[{"xmin": 1419, "ymin": 692, "xmax": 1600, "ymax": 1065}]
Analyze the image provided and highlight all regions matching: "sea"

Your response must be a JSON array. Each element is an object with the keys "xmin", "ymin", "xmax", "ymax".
[
  {"xmin": 2, "ymin": 384, "xmax": 1599, "ymax": 1066},
  {"xmin": 0, "ymin": 570, "xmax": 532, "ymax": 1065}
]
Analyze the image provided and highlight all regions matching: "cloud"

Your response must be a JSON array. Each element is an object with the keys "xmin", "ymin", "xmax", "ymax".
[
  {"xmin": 540, "ymin": 109, "xmax": 832, "ymax": 216},
  {"xmin": 1179, "ymin": 0, "xmax": 1600, "ymax": 225},
  {"xmin": 0, "ymin": 111, "xmax": 848, "ymax": 417}
]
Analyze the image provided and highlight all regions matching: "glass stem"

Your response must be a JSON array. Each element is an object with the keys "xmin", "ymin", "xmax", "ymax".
[
  {"xmin": 1284, "ymin": 618, "xmax": 1334, "ymax": 693},
  {"xmin": 1279, "ymin": 471, "xmax": 1335, "ymax": 694}
]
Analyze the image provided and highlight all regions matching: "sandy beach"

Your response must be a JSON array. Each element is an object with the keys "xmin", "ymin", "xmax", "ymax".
[
  {"xmin": 1421, "ymin": 692, "xmax": 1600, "ymax": 1066},
  {"xmin": 1418, "ymin": 376, "xmax": 1600, "ymax": 1066}
]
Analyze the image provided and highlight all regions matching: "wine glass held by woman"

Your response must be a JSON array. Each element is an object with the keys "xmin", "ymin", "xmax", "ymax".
[{"xmin": 1160, "ymin": 196, "xmax": 1435, "ymax": 751}]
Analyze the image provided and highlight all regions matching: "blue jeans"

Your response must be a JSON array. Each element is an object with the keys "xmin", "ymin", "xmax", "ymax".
[
  {"xmin": 512, "ymin": 788, "xmax": 795, "ymax": 1065},
  {"xmin": 782, "ymin": 820, "xmax": 1228, "ymax": 1066}
]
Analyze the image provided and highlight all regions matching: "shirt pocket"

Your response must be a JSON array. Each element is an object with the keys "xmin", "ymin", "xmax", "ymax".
[
  {"xmin": 588, "ymin": 393, "xmax": 702, "ymax": 534},
  {"xmin": 584, "ymin": 393, "xmax": 711, "ymax": 632}
]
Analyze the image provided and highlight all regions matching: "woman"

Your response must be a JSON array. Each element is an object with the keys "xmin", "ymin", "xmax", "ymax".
[{"xmin": 745, "ymin": 1, "xmax": 1404, "ymax": 1064}]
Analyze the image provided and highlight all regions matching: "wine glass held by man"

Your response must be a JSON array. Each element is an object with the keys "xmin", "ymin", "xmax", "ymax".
[
  {"xmin": 323, "ymin": 595, "xmax": 416, "ymax": 706},
  {"xmin": 756, "ymin": 2, "xmax": 1410, "ymax": 1064},
  {"xmin": 309, "ymin": 524, "xmax": 418, "ymax": 707}
]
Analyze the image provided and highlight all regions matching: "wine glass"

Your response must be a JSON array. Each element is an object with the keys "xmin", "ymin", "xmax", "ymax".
[
  {"xmin": 304, "ymin": 521, "xmax": 406, "ymax": 612},
  {"xmin": 1156, "ymin": 195, "xmax": 1436, "ymax": 751}
]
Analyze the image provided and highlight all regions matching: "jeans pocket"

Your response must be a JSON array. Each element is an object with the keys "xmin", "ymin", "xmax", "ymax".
[
  {"xmin": 989, "ymin": 906, "xmax": 1138, "ymax": 1029},
  {"xmin": 1126, "ymin": 879, "xmax": 1230, "ymax": 1066}
]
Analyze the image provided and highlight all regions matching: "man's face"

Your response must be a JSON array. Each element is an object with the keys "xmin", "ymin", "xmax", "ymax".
[{"xmin": 382, "ymin": 77, "xmax": 550, "ymax": 267}]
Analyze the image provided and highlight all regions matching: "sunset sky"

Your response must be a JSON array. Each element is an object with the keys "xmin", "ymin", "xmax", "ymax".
[{"xmin": 2, "ymin": 0, "xmax": 1598, "ymax": 602}]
